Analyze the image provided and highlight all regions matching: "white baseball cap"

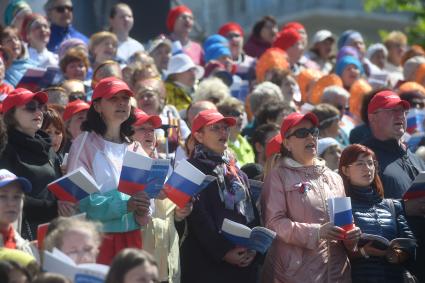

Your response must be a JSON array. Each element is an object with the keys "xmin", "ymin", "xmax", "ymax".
[
  {"xmin": 311, "ymin": 30, "xmax": 334, "ymax": 46},
  {"xmin": 164, "ymin": 53, "xmax": 204, "ymax": 80},
  {"xmin": 0, "ymin": 169, "xmax": 31, "ymax": 192}
]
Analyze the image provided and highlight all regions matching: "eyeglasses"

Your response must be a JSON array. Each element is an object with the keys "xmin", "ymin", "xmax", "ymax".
[
  {"xmin": 336, "ymin": 104, "xmax": 350, "ymax": 113},
  {"xmin": 53, "ymin": 5, "xmax": 73, "ymax": 13},
  {"xmin": 373, "ymin": 107, "xmax": 408, "ymax": 116},
  {"xmin": 207, "ymin": 124, "xmax": 230, "ymax": 133},
  {"xmin": 285, "ymin": 127, "xmax": 319, "ymax": 139},
  {"xmin": 349, "ymin": 160, "xmax": 376, "ymax": 169},
  {"xmin": 24, "ymin": 101, "xmax": 46, "ymax": 113}
]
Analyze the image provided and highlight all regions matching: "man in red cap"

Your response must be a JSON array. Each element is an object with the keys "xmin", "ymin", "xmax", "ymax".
[
  {"xmin": 167, "ymin": 5, "xmax": 203, "ymax": 65},
  {"xmin": 363, "ymin": 90, "xmax": 425, "ymax": 281},
  {"xmin": 218, "ymin": 22, "xmax": 255, "ymax": 81}
]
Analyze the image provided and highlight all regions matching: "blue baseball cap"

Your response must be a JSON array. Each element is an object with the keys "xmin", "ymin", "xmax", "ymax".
[{"xmin": 0, "ymin": 169, "xmax": 32, "ymax": 193}]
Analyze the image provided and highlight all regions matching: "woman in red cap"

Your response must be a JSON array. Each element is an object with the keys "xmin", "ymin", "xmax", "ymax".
[
  {"xmin": 180, "ymin": 109, "xmax": 260, "ymax": 283},
  {"xmin": 167, "ymin": 5, "xmax": 203, "ymax": 65},
  {"xmin": 0, "ymin": 88, "xmax": 62, "ymax": 240},
  {"xmin": 67, "ymin": 77, "xmax": 151, "ymax": 264},
  {"xmin": 260, "ymin": 112, "xmax": 361, "ymax": 283}
]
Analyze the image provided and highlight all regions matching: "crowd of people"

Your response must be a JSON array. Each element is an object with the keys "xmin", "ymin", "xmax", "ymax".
[{"xmin": 0, "ymin": 0, "xmax": 424, "ymax": 282}]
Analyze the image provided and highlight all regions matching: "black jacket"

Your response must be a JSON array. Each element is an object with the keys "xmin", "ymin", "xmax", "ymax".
[
  {"xmin": 0, "ymin": 128, "xmax": 61, "ymax": 240},
  {"xmin": 362, "ymin": 138, "xmax": 425, "ymax": 199},
  {"xmin": 349, "ymin": 186, "xmax": 415, "ymax": 283},
  {"xmin": 180, "ymin": 157, "xmax": 260, "ymax": 283}
]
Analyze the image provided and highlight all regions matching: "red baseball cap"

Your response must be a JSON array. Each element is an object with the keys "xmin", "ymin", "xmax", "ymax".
[
  {"xmin": 367, "ymin": 90, "xmax": 410, "ymax": 114},
  {"xmin": 218, "ymin": 22, "xmax": 244, "ymax": 37},
  {"xmin": 166, "ymin": 5, "xmax": 193, "ymax": 32},
  {"xmin": 92, "ymin": 77, "xmax": 133, "ymax": 100},
  {"xmin": 280, "ymin": 112, "xmax": 319, "ymax": 140},
  {"xmin": 2, "ymin": 88, "xmax": 47, "ymax": 114},
  {"xmin": 191, "ymin": 109, "xmax": 236, "ymax": 134},
  {"xmin": 272, "ymin": 28, "xmax": 302, "ymax": 51},
  {"xmin": 282, "ymin": 21, "xmax": 305, "ymax": 32},
  {"xmin": 133, "ymin": 108, "xmax": 162, "ymax": 128},
  {"xmin": 265, "ymin": 134, "xmax": 282, "ymax": 158},
  {"xmin": 63, "ymin": 99, "xmax": 90, "ymax": 122}
]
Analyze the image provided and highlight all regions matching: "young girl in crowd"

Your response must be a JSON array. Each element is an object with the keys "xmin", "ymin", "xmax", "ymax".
[
  {"xmin": 0, "ymin": 169, "xmax": 34, "ymax": 255},
  {"xmin": 105, "ymin": 248, "xmax": 159, "ymax": 283},
  {"xmin": 67, "ymin": 77, "xmax": 151, "ymax": 264},
  {"xmin": 41, "ymin": 106, "xmax": 66, "ymax": 157},
  {"xmin": 339, "ymin": 144, "xmax": 416, "ymax": 283},
  {"xmin": 261, "ymin": 112, "xmax": 361, "ymax": 283},
  {"xmin": 0, "ymin": 88, "xmax": 62, "ymax": 240},
  {"xmin": 181, "ymin": 109, "xmax": 260, "ymax": 283}
]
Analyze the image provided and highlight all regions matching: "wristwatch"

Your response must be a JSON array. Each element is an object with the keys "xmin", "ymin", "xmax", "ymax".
[{"xmin": 360, "ymin": 247, "xmax": 370, "ymax": 259}]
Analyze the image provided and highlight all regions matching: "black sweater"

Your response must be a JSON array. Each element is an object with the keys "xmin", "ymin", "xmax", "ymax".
[{"xmin": 0, "ymin": 128, "xmax": 61, "ymax": 240}]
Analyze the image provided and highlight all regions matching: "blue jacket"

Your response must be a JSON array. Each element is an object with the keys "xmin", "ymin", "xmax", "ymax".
[
  {"xmin": 349, "ymin": 186, "xmax": 415, "ymax": 283},
  {"xmin": 5, "ymin": 58, "xmax": 38, "ymax": 87},
  {"xmin": 47, "ymin": 24, "xmax": 88, "ymax": 53}
]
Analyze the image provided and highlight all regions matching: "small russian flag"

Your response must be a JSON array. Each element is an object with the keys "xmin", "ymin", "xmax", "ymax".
[
  {"xmin": 164, "ymin": 160, "xmax": 213, "ymax": 208},
  {"xmin": 406, "ymin": 109, "xmax": 425, "ymax": 134},
  {"xmin": 328, "ymin": 197, "xmax": 354, "ymax": 231},
  {"xmin": 118, "ymin": 151, "xmax": 170, "ymax": 198},
  {"xmin": 17, "ymin": 67, "xmax": 60, "ymax": 92},
  {"xmin": 48, "ymin": 168, "xmax": 100, "ymax": 203}
]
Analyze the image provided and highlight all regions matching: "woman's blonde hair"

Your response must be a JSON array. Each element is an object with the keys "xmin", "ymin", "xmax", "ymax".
[
  {"xmin": 43, "ymin": 217, "xmax": 102, "ymax": 252},
  {"xmin": 89, "ymin": 31, "xmax": 118, "ymax": 58}
]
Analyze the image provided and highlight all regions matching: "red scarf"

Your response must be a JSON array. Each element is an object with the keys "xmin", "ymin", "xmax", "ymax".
[{"xmin": 1, "ymin": 225, "xmax": 17, "ymax": 249}]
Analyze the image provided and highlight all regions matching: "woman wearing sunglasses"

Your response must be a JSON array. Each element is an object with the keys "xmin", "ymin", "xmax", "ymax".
[
  {"xmin": 67, "ymin": 77, "xmax": 151, "ymax": 265},
  {"xmin": 261, "ymin": 112, "xmax": 360, "ymax": 283},
  {"xmin": 180, "ymin": 109, "xmax": 260, "ymax": 283},
  {"xmin": 339, "ymin": 144, "xmax": 416, "ymax": 283},
  {"xmin": 0, "ymin": 88, "xmax": 62, "ymax": 240}
]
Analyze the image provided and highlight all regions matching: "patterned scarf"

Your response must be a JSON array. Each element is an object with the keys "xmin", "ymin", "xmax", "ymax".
[{"xmin": 193, "ymin": 144, "xmax": 255, "ymax": 223}]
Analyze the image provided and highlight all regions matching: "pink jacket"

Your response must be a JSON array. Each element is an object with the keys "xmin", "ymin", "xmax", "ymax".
[{"xmin": 260, "ymin": 158, "xmax": 351, "ymax": 283}]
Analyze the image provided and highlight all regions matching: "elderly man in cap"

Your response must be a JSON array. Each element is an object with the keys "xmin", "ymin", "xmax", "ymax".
[
  {"xmin": 44, "ymin": 0, "xmax": 88, "ymax": 53},
  {"xmin": 363, "ymin": 89, "xmax": 425, "ymax": 282}
]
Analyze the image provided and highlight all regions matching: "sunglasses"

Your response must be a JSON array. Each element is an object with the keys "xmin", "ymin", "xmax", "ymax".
[
  {"xmin": 53, "ymin": 5, "xmax": 73, "ymax": 13},
  {"xmin": 24, "ymin": 100, "xmax": 46, "ymax": 113},
  {"xmin": 286, "ymin": 127, "xmax": 319, "ymax": 139}
]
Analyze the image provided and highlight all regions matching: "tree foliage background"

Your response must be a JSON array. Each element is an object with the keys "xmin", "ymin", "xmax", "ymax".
[{"xmin": 364, "ymin": 0, "xmax": 425, "ymax": 46}]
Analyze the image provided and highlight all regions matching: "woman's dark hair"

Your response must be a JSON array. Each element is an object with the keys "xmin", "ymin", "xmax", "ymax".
[
  {"xmin": 251, "ymin": 123, "xmax": 280, "ymax": 156},
  {"xmin": 81, "ymin": 100, "xmax": 136, "ymax": 140},
  {"xmin": 42, "ymin": 106, "xmax": 67, "ymax": 152},
  {"xmin": 109, "ymin": 3, "xmax": 131, "ymax": 19},
  {"xmin": 360, "ymin": 88, "xmax": 389, "ymax": 125},
  {"xmin": 267, "ymin": 68, "xmax": 292, "ymax": 87},
  {"xmin": 256, "ymin": 102, "xmax": 295, "ymax": 126},
  {"xmin": 252, "ymin": 16, "xmax": 277, "ymax": 38},
  {"xmin": 339, "ymin": 144, "xmax": 384, "ymax": 198},
  {"xmin": 0, "ymin": 260, "xmax": 32, "ymax": 282},
  {"xmin": 2, "ymin": 107, "xmax": 18, "ymax": 130},
  {"xmin": 311, "ymin": 103, "xmax": 340, "ymax": 131},
  {"xmin": 105, "ymin": 248, "xmax": 157, "ymax": 283},
  {"xmin": 32, "ymin": 272, "xmax": 72, "ymax": 283},
  {"xmin": 0, "ymin": 118, "xmax": 7, "ymax": 156}
]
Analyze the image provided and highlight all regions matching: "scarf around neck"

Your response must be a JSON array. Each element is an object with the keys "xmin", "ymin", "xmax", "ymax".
[{"xmin": 192, "ymin": 144, "xmax": 255, "ymax": 223}]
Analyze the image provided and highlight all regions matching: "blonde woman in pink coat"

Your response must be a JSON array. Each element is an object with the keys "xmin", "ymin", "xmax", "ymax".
[{"xmin": 260, "ymin": 112, "xmax": 361, "ymax": 283}]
